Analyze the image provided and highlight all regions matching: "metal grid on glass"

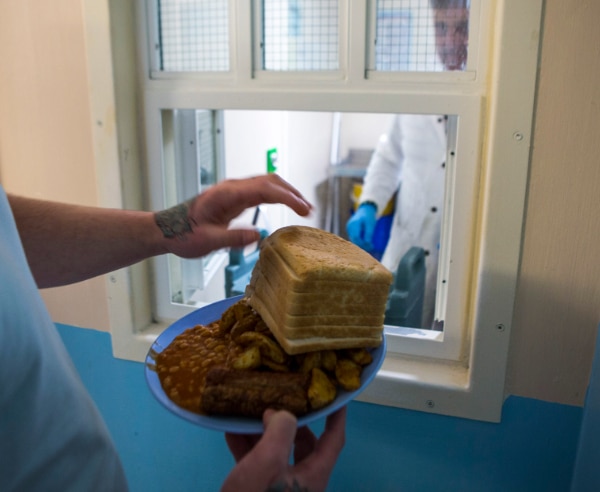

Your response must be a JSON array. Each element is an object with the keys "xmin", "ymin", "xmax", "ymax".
[
  {"xmin": 262, "ymin": 0, "xmax": 339, "ymax": 71},
  {"xmin": 195, "ymin": 110, "xmax": 218, "ymax": 189},
  {"xmin": 158, "ymin": 0, "xmax": 229, "ymax": 72},
  {"xmin": 374, "ymin": 0, "xmax": 469, "ymax": 72}
]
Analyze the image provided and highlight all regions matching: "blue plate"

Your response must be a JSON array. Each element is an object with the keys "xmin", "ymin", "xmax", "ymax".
[{"xmin": 145, "ymin": 295, "xmax": 386, "ymax": 434}]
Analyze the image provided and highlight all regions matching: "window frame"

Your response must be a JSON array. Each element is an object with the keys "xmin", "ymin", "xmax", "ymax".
[
  {"xmin": 253, "ymin": 0, "xmax": 347, "ymax": 77},
  {"xmin": 103, "ymin": 0, "xmax": 543, "ymax": 423},
  {"xmin": 154, "ymin": 108, "xmax": 228, "ymax": 320}
]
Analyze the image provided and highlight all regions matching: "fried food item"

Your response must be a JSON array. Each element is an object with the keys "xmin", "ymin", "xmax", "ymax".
[
  {"xmin": 345, "ymin": 348, "xmax": 373, "ymax": 366},
  {"xmin": 335, "ymin": 359, "xmax": 363, "ymax": 391},
  {"xmin": 237, "ymin": 331, "xmax": 287, "ymax": 364},
  {"xmin": 297, "ymin": 351, "xmax": 323, "ymax": 374},
  {"xmin": 155, "ymin": 298, "xmax": 374, "ymax": 418},
  {"xmin": 202, "ymin": 367, "xmax": 310, "ymax": 417},
  {"xmin": 220, "ymin": 298, "xmax": 256, "ymax": 335},
  {"xmin": 230, "ymin": 311, "xmax": 262, "ymax": 339},
  {"xmin": 232, "ymin": 345, "xmax": 261, "ymax": 370},
  {"xmin": 261, "ymin": 358, "xmax": 290, "ymax": 372},
  {"xmin": 308, "ymin": 368, "xmax": 337, "ymax": 410},
  {"xmin": 321, "ymin": 350, "xmax": 338, "ymax": 372}
]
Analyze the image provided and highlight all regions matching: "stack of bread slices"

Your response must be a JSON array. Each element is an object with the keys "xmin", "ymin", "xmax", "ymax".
[{"xmin": 245, "ymin": 225, "xmax": 393, "ymax": 355}]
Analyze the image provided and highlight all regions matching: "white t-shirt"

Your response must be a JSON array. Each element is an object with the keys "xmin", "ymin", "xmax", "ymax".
[{"xmin": 0, "ymin": 187, "xmax": 128, "ymax": 491}]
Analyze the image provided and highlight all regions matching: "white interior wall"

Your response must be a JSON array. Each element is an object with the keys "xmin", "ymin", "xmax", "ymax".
[
  {"xmin": 223, "ymin": 110, "xmax": 287, "ymax": 232},
  {"xmin": 223, "ymin": 110, "xmax": 393, "ymax": 231}
]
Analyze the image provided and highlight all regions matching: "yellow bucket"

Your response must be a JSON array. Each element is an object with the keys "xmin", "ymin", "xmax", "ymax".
[{"xmin": 352, "ymin": 183, "xmax": 395, "ymax": 216}]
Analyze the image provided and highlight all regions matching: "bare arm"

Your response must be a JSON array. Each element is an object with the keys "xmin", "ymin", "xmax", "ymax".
[{"xmin": 8, "ymin": 174, "xmax": 312, "ymax": 288}]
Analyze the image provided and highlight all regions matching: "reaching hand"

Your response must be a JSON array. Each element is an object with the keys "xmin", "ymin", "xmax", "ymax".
[
  {"xmin": 222, "ymin": 407, "xmax": 347, "ymax": 492},
  {"xmin": 155, "ymin": 174, "xmax": 313, "ymax": 259},
  {"xmin": 346, "ymin": 202, "xmax": 377, "ymax": 252}
]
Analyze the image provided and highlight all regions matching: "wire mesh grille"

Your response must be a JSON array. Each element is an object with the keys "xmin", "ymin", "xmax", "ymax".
[
  {"xmin": 374, "ymin": 0, "xmax": 469, "ymax": 72},
  {"xmin": 195, "ymin": 111, "xmax": 218, "ymax": 188},
  {"xmin": 262, "ymin": 0, "xmax": 339, "ymax": 71},
  {"xmin": 155, "ymin": 0, "xmax": 469, "ymax": 74},
  {"xmin": 158, "ymin": 0, "xmax": 229, "ymax": 72}
]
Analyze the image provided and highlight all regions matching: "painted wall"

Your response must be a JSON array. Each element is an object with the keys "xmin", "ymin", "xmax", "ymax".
[
  {"xmin": 57, "ymin": 323, "xmax": 584, "ymax": 492},
  {"xmin": 1, "ymin": 0, "xmax": 599, "ymax": 410},
  {"xmin": 506, "ymin": 0, "xmax": 600, "ymax": 406},
  {"xmin": 0, "ymin": 0, "xmax": 110, "ymax": 331}
]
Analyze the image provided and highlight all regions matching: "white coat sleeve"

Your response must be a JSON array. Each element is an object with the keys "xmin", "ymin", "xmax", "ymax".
[{"xmin": 359, "ymin": 115, "xmax": 404, "ymax": 216}]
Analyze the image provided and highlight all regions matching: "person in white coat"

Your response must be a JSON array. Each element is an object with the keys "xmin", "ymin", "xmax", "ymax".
[{"xmin": 346, "ymin": 0, "xmax": 469, "ymax": 328}]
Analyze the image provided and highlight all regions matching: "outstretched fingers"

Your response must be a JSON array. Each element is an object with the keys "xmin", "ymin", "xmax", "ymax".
[{"xmin": 235, "ymin": 175, "xmax": 313, "ymax": 218}]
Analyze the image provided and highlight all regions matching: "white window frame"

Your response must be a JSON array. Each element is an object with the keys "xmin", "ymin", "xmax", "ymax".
[
  {"xmin": 154, "ymin": 108, "xmax": 228, "ymax": 320},
  {"xmin": 102, "ymin": 0, "xmax": 543, "ymax": 423}
]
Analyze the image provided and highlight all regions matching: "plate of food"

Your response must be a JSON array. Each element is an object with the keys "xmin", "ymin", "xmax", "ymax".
[
  {"xmin": 145, "ymin": 295, "xmax": 386, "ymax": 434},
  {"xmin": 145, "ymin": 226, "xmax": 392, "ymax": 435}
]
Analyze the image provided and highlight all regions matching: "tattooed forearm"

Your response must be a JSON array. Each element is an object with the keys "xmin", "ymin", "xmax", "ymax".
[
  {"xmin": 266, "ymin": 479, "xmax": 310, "ymax": 492},
  {"xmin": 154, "ymin": 199, "xmax": 195, "ymax": 240}
]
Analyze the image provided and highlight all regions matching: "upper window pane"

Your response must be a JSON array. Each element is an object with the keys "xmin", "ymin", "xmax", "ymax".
[
  {"xmin": 158, "ymin": 0, "xmax": 229, "ymax": 72},
  {"xmin": 262, "ymin": 0, "xmax": 339, "ymax": 71},
  {"xmin": 374, "ymin": 0, "xmax": 469, "ymax": 72}
]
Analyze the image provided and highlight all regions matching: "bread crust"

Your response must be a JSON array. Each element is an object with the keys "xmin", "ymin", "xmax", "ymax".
[
  {"xmin": 247, "ymin": 265, "xmax": 387, "ymax": 316},
  {"xmin": 263, "ymin": 226, "xmax": 393, "ymax": 283},
  {"xmin": 246, "ymin": 226, "xmax": 392, "ymax": 355}
]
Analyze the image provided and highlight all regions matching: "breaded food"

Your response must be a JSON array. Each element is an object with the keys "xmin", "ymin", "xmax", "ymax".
[{"xmin": 201, "ymin": 367, "xmax": 310, "ymax": 417}]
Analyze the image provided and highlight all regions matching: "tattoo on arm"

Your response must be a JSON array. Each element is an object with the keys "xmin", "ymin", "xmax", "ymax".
[
  {"xmin": 154, "ymin": 199, "xmax": 195, "ymax": 240},
  {"xmin": 266, "ymin": 479, "xmax": 309, "ymax": 492}
]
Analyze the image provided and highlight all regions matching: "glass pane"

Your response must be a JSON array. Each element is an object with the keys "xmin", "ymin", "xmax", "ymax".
[
  {"xmin": 374, "ymin": 0, "xmax": 469, "ymax": 72},
  {"xmin": 157, "ymin": 109, "xmax": 457, "ymax": 332},
  {"xmin": 158, "ymin": 0, "xmax": 229, "ymax": 72},
  {"xmin": 263, "ymin": 0, "xmax": 339, "ymax": 71},
  {"xmin": 195, "ymin": 110, "xmax": 219, "ymax": 188},
  {"xmin": 160, "ymin": 109, "xmax": 225, "ymax": 306},
  {"xmin": 333, "ymin": 113, "xmax": 453, "ymax": 330}
]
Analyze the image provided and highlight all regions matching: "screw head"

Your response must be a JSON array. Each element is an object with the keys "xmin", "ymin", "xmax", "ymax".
[
  {"xmin": 426, "ymin": 400, "xmax": 435, "ymax": 408},
  {"xmin": 496, "ymin": 323, "xmax": 505, "ymax": 332}
]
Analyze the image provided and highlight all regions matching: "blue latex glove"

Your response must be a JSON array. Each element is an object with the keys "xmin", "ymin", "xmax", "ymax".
[{"xmin": 346, "ymin": 202, "xmax": 377, "ymax": 252}]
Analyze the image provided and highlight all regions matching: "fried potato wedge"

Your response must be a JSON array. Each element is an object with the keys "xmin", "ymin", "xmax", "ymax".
[
  {"xmin": 219, "ymin": 304, "xmax": 238, "ymax": 333},
  {"xmin": 232, "ymin": 345, "xmax": 261, "ymax": 370},
  {"xmin": 345, "ymin": 348, "xmax": 373, "ymax": 366},
  {"xmin": 262, "ymin": 358, "xmax": 290, "ymax": 372},
  {"xmin": 308, "ymin": 368, "xmax": 337, "ymax": 410},
  {"xmin": 254, "ymin": 319, "xmax": 271, "ymax": 335},
  {"xmin": 321, "ymin": 350, "xmax": 338, "ymax": 372},
  {"xmin": 232, "ymin": 299, "xmax": 254, "ymax": 321},
  {"xmin": 298, "ymin": 351, "xmax": 322, "ymax": 374},
  {"xmin": 237, "ymin": 331, "xmax": 287, "ymax": 364},
  {"xmin": 230, "ymin": 312, "xmax": 261, "ymax": 339},
  {"xmin": 335, "ymin": 359, "xmax": 362, "ymax": 391}
]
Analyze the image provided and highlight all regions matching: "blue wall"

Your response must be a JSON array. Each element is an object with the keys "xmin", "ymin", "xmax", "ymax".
[{"xmin": 57, "ymin": 324, "xmax": 584, "ymax": 492}]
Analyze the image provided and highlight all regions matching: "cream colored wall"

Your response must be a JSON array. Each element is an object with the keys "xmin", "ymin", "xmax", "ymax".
[
  {"xmin": 0, "ymin": 0, "xmax": 110, "ymax": 331},
  {"xmin": 1, "ymin": 0, "xmax": 599, "ymax": 405},
  {"xmin": 507, "ymin": 0, "xmax": 600, "ymax": 405}
]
